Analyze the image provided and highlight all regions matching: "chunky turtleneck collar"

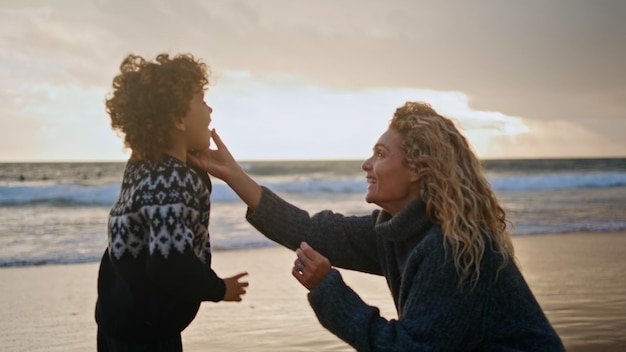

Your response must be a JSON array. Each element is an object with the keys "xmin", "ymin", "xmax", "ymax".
[{"xmin": 374, "ymin": 198, "xmax": 432, "ymax": 242}]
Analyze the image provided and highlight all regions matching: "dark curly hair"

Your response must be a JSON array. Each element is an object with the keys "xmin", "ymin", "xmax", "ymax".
[{"xmin": 106, "ymin": 53, "xmax": 210, "ymax": 161}]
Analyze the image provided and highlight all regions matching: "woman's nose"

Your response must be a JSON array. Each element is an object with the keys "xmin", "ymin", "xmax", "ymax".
[{"xmin": 361, "ymin": 157, "xmax": 372, "ymax": 171}]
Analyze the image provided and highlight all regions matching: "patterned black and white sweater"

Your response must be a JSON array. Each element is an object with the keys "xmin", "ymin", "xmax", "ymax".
[{"xmin": 95, "ymin": 154, "xmax": 225, "ymax": 342}]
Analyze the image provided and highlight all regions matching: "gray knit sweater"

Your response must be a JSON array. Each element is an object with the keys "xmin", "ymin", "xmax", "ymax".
[{"xmin": 246, "ymin": 187, "xmax": 565, "ymax": 351}]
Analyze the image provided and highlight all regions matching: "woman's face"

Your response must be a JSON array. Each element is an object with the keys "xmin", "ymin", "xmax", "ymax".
[{"xmin": 361, "ymin": 128, "xmax": 421, "ymax": 216}]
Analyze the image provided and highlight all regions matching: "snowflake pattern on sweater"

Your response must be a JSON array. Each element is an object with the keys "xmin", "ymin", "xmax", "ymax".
[{"xmin": 108, "ymin": 155, "xmax": 211, "ymax": 263}]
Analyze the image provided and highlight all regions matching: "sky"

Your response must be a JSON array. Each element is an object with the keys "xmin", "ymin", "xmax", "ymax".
[{"xmin": 1, "ymin": 0, "xmax": 625, "ymax": 162}]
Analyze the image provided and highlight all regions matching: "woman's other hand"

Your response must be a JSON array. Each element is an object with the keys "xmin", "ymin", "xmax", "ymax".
[{"xmin": 292, "ymin": 242, "xmax": 331, "ymax": 291}]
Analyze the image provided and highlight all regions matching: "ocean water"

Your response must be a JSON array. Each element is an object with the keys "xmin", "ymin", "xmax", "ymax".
[{"xmin": 0, "ymin": 158, "xmax": 625, "ymax": 267}]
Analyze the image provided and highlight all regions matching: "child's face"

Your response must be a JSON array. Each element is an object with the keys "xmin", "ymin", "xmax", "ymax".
[{"xmin": 183, "ymin": 91, "xmax": 213, "ymax": 151}]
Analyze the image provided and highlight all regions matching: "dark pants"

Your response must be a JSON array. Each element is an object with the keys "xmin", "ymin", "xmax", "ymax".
[{"xmin": 97, "ymin": 328, "xmax": 183, "ymax": 352}]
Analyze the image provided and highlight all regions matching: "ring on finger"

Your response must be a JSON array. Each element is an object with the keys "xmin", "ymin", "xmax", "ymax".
[{"xmin": 296, "ymin": 262, "xmax": 305, "ymax": 272}]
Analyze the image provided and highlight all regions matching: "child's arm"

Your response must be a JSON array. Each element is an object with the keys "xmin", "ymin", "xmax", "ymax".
[{"xmin": 139, "ymin": 163, "xmax": 247, "ymax": 303}]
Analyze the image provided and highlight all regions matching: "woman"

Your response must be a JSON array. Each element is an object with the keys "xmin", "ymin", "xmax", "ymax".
[{"xmin": 189, "ymin": 102, "xmax": 565, "ymax": 351}]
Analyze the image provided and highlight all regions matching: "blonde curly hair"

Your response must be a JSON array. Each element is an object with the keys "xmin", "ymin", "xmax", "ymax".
[
  {"xmin": 106, "ymin": 53, "xmax": 210, "ymax": 161},
  {"xmin": 390, "ymin": 102, "xmax": 514, "ymax": 288}
]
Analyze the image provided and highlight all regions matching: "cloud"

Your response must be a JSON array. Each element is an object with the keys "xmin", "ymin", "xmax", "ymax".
[
  {"xmin": 0, "ymin": 108, "xmax": 40, "ymax": 162},
  {"xmin": 1, "ymin": 82, "xmax": 124, "ymax": 161},
  {"xmin": 209, "ymin": 71, "xmax": 530, "ymax": 160},
  {"xmin": 0, "ymin": 0, "xmax": 624, "ymax": 161},
  {"xmin": 489, "ymin": 118, "xmax": 626, "ymax": 159}
]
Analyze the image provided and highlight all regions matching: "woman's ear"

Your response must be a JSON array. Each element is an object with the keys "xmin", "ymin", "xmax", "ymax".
[{"xmin": 409, "ymin": 169, "xmax": 420, "ymax": 182}]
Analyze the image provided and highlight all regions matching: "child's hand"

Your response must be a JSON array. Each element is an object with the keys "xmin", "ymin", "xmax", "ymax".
[
  {"xmin": 223, "ymin": 272, "xmax": 249, "ymax": 302},
  {"xmin": 292, "ymin": 242, "xmax": 331, "ymax": 291}
]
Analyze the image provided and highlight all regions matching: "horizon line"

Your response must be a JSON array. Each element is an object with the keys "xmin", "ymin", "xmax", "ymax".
[{"xmin": 1, "ymin": 155, "xmax": 626, "ymax": 164}]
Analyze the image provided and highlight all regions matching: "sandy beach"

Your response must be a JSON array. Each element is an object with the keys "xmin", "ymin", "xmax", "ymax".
[{"xmin": 1, "ymin": 232, "xmax": 625, "ymax": 351}]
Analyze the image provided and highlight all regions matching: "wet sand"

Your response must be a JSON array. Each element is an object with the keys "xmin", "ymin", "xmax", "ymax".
[{"xmin": 0, "ymin": 232, "xmax": 624, "ymax": 351}]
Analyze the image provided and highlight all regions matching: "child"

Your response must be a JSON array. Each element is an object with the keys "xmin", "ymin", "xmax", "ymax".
[{"xmin": 95, "ymin": 53, "xmax": 248, "ymax": 351}]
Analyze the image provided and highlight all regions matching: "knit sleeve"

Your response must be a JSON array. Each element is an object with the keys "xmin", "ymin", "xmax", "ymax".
[
  {"xmin": 307, "ymin": 231, "xmax": 487, "ymax": 351},
  {"xmin": 246, "ymin": 186, "xmax": 382, "ymax": 275},
  {"xmin": 140, "ymin": 166, "xmax": 226, "ymax": 302}
]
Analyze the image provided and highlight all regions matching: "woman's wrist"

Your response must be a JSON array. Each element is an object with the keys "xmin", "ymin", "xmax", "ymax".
[{"xmin": 226, "ymin": 167, "xmax": 262, "ymax": 210}]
